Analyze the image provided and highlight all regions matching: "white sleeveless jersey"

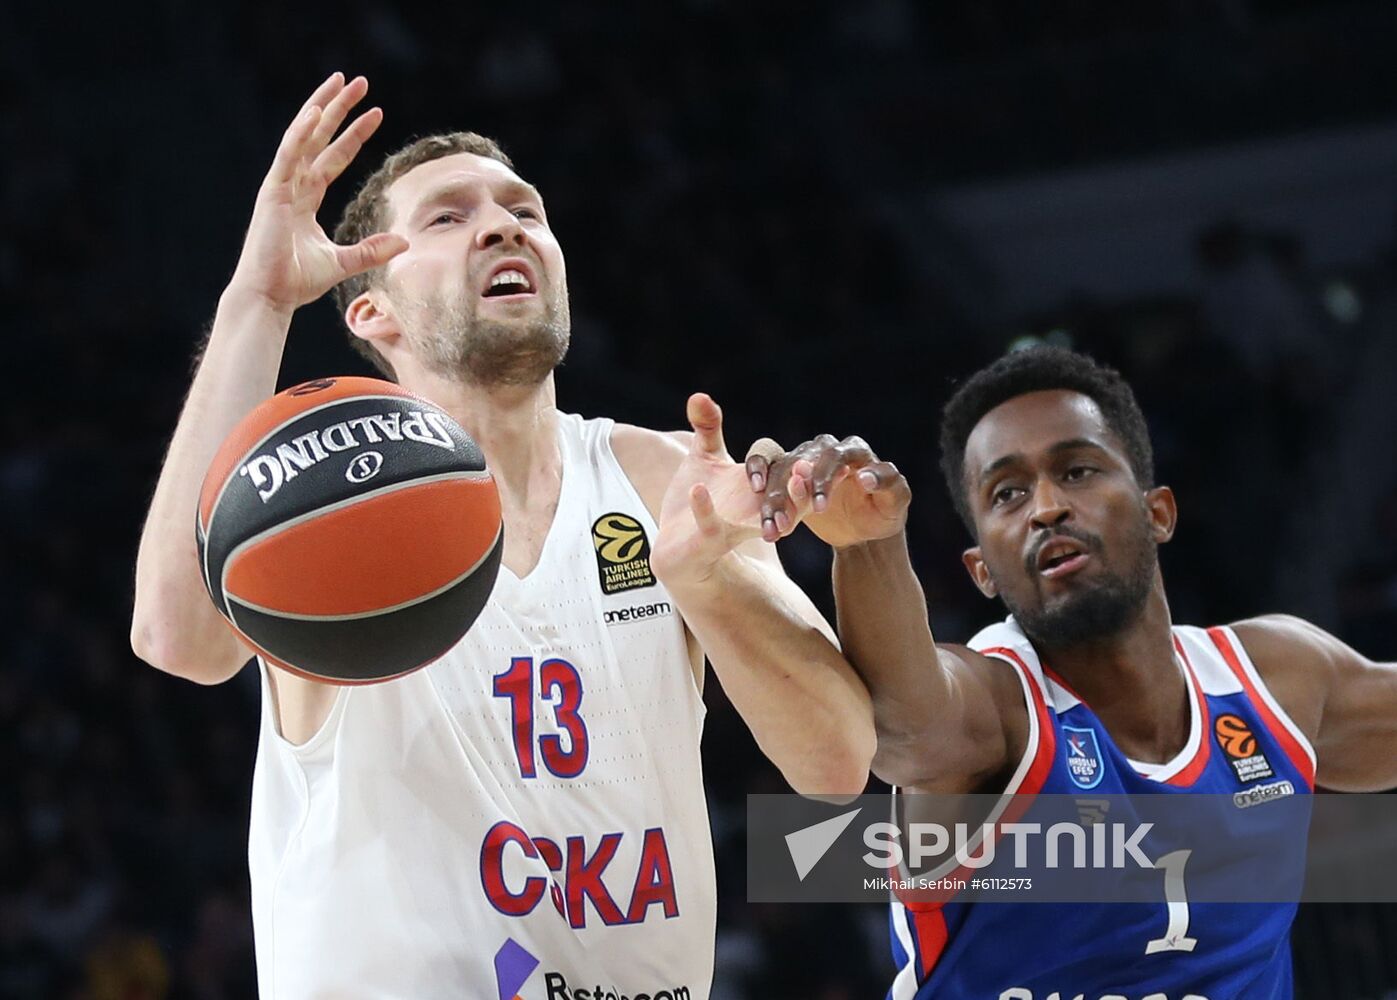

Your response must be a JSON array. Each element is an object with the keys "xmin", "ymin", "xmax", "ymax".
[{"xmin": 248, "ymin": 412, "xmax": 715, "ymax": 1000}]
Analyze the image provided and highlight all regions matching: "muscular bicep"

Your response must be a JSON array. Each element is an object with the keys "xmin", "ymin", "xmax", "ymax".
[
  {"xmin": 876, "ymin": 644, "xmax": 1028, "ymax": 795},
  {"xmin": 1313, "ymin": 642, "xmax": 1397, "ymax": 791},
  {"xmin": 1236, "ymin": 615, "xmax": 1397, "ymax": 792}
]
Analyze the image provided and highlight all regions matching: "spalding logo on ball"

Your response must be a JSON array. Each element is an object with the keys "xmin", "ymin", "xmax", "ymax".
[{"xmin": 196, "ymin": 376, "xmax": 503, "ymax": 684}]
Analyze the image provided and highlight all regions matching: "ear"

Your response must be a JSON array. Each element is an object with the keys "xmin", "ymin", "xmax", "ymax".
[
  {"xmin": 961, "ymin": 545, "xmax": 998, "ymax": 598},
  {"xmin": 345, "ymin": 290, "xmax": 403, "ymax": 356},
  {"xmin": 1144, "ymin": 485, "xmax": 1177, "ymax": 544}
]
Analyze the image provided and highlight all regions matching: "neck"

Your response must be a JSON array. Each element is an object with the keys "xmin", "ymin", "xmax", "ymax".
[
  {"xmin": 1032, "ymin": 575, "xmax": 1188, "ymax": 764},
  {"xmin": 400, "ymin": 368, "xmax": 560, "ymax": 500}
]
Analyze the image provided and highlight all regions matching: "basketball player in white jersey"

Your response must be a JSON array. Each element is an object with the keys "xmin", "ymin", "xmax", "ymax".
[{"xmin": 130, "ymin": 73, "xmax": 873, "ymax": 999}]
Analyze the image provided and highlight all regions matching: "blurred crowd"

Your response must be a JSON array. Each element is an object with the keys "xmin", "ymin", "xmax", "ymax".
[{"xmin": 5, "ymin": 0, "xmax": 1397, "ymax": 997}]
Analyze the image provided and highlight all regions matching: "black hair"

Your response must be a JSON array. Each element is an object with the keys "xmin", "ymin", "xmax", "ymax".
[{"xmin": 938, "ymin": 346, "xmax": 1155, "ymax": 535}]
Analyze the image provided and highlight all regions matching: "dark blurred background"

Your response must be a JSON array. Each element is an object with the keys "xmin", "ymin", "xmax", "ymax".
[{"xmin": 6, "ymin": 0, "xmax": 1397, "ymax": 997}]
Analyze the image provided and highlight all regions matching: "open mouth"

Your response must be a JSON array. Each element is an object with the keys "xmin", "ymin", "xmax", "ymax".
[
  {"xmin": 1036, "ymin": 538, "xmax": 1090, "ymax": 579},
  {"xmin": 482, "ymin": 263, "xmax": 537, "ymax": 299}
]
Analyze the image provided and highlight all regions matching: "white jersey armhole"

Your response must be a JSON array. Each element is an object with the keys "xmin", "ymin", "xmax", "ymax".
[
  {"xmin": 257, "ymin": 656, "xmax": 349, "ymax": 757},
  {"xmin": 594, "ymin": 417, "xmax": 659, "ymax": 527},
  {"xmin": 595, "ymin": 417, "xmax": 707, "ymax": 703}
]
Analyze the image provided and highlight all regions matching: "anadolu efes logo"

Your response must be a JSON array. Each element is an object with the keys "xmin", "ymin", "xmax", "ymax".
[
  {"xmin": 238, "ymin": 409, "xmax": 458, "ymax": 503},
  {"xmin": 1063, "ymin": 726, "xmax": 1105, "ymax": 790}
]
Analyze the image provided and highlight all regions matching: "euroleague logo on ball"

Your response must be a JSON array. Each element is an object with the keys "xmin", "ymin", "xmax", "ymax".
[{"xmin": 345, "ymin": 451, "xmax": 384, "ymax": 483}]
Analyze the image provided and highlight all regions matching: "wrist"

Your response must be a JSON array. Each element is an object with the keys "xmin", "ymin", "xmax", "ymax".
[
  {"xmin": 659, "ymin": 548, "xmax": 749, "ymax": 602},
  {"xmin": 832, "ymin": 531, "xmax": 907, "ymax": 558},
  {"xmin": 219, "ymin": 279, "xmax": 298, "ymax": 327}
]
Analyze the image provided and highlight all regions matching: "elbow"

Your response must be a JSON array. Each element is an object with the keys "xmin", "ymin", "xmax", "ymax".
[
  {"xmin": 869, "ymin": 733, "xmax": 932, "ymax": 790},
  {"xmin": 788, "ymin": 731, "xmax": 875, "ymax": 802},
  {"xmin": 129, "ymin": 615, "xmax": 169, "ymax": 671},
  {"xmin": 789, "ymin": 763, "xmax": 870, "ymax": 803},
  {"xmin": 129, "ymin": 615, "xmax": 241, "ymax": 686}
]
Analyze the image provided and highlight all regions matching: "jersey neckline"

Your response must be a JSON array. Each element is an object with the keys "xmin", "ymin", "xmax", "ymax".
[
  {"xmin": 496, "ymin": 411, "xmax": 574, "ymax": 587},
  {"xmin": 1042, "ymin": 634, "xmax": 1212, "ymax": 786}
]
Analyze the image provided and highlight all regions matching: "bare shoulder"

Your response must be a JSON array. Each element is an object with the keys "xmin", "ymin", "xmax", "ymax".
[
  {"xmin": 895, "ymin": 643, "xmax": 1032, "ymax": 795},
  {"xmin": 944, "ymin": 642, "xmax": 1037, "ymax": 737},
  {"xmin": 1229, "ymin": 613, "xmax": 1349, "ymax": 671},
  {"xmin": 609, "ymin": 422, "xmax": 690, "ymax": 519},
  {"xmin": 1229, "ymin": 613, "xmax": 1346, "ymax": 742}
]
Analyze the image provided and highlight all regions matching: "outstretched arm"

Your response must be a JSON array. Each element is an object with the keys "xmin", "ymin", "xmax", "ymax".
[
  {"xmin": 623, "ymin": 396, "xmax": 875, "ymax": 798},
  {"xmin": 749, "ymin": 437, "xmax": 1026, "ymax": 794},
  {"xmin": 131, "ymin": 74, "xmax": 407, "ymax": 684},
  {"xmin": 1233, "ymin": 614, "xmax": 1397, "ymax": 791}
]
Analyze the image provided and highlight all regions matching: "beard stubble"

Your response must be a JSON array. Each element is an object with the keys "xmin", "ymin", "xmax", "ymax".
[
  {"xmin": 1003, "ymin": 513, "xmax": 1158, "ymax": 649},
  {"xmin": 397, "ymin": 280, "xmax": 572, "ymax": 387}
]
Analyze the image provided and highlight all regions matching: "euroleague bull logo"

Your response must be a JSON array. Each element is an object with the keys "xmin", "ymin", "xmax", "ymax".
[
  {"xmin": 238, "ymin": 410, "xmax": 457, "ymax": 503},
  {"xmin": 591, "ymin": 513, "xmax": 657, "ymax": 595},
  {"xmin": 1214, "ymin": 713, "xmax": 1275, "ymax": 783}
]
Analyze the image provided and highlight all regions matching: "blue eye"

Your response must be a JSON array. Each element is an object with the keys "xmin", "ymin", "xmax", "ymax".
[{"xmin": 513, "ymin": 207, "xmax": 538, "ymax": 220}]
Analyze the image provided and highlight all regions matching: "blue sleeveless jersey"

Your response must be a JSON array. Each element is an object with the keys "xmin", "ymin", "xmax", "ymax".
[{"xmin": 887, "ymin": 619, "xmax": 1317, "ymax": 1000}]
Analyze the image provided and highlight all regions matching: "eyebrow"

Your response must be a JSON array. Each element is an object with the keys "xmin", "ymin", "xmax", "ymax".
[
  {"xmin": 976, "ymin": 438, "xmax": 1108, "ymax": 485},
  {"xmin": 414, "ymin": 179, "xmax": 543, "ymax": 214}
]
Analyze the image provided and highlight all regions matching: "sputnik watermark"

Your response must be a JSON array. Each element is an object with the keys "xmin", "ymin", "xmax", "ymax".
[
  {"xmin": 862, "ymin": 820, "xmax": 1155, "ymax": 871},
  {"xmin": 751, "ymin": 793, "xmax": 1397, "ymax": 904}
]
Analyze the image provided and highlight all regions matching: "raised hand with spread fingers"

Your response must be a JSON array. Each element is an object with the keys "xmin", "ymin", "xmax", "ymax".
[{"xmin": 231, "ymin": 73, "xmax": 408, "ymax": 316}]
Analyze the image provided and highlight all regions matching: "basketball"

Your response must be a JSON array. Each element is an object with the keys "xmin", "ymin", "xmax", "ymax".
[{"xmin": 196, "ymin": 376, "xmax": 503, "ymax": 684}]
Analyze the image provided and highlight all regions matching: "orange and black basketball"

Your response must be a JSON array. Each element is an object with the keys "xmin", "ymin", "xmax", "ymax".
[{"xmin": 196, "ymin": 376, "xmax": 503, "ymax": 684}]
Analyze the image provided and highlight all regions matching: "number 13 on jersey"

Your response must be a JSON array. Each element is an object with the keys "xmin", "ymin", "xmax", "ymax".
[{"xmin": 493, "ymin": 656, "xmax": 590, "ymax": 778}]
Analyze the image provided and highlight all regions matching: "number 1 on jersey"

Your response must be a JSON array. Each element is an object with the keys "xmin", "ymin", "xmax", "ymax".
[
  {"xmin": 493, "ymin": 656, "xmax": 590, "ymax": 779},
  {"xmin": 1145, "ymin": 849, "xmax": 1198, "ymax": 954}
]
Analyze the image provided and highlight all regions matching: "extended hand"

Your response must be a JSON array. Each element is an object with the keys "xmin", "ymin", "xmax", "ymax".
[
  {"xmin": 747, "ymin": 434, "xmax": 910, "ymax": 549},
  {"xmin": 228, "ymin": 73, "xmax": 408, "ymax": 314},
  {"xmin": 652, "ymin": 394, "xmax": 799, "ymax": 589}
]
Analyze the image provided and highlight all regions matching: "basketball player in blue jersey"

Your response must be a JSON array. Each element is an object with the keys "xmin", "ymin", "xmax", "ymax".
[
  {"xmin": 748, "ymin": 346, "xmax": 1397, "ymax": 1000},
  {"xmin": 130, "ymin": 73, "xmax": 873, "ymax": 998}
]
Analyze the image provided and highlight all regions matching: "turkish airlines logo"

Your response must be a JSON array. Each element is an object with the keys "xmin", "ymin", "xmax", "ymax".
[
  {"xmin": 590, "ymin": 513, "xmax": 656, "ymax": 595},
  {"xmin": 1214, "ymin": 714, "xmax": 1275, "ymax": 784}
]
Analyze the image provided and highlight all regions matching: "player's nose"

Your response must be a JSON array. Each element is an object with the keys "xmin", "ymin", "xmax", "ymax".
[
  {"xmin": 1028, "ymin": 480, "xmax": 1072, "ymax": 531},
  {"xmin": 476, "ymin": 204, "xmax": 527, "ymax": 250}
]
